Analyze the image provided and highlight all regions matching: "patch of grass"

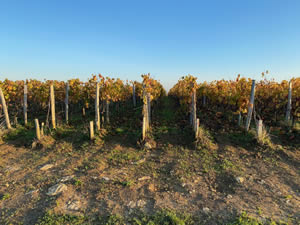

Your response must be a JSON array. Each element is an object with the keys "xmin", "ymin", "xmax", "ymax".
[
  {"xmin": 74, "ymin": 179, "xmax": 83, "ymax": 186},
  {"xmin": 0, "ymin": 193, "xmax": 10, "ymax": 201},
  {"xmin": 116, "ymin": 179, "xmax": 134, "ymax": 187},
  {"xmin": 105, "ymin": 214, "xmax": 125, "ymax": 225},
  {"xmin": 107, "ymin": 148, "xmax": 141, "ymax": 166},
  {"xmin": 3, "ymin": 125, "xmax": 35, "ymax": 146},
  {"xmin": 36, "ymin": 210, "xmax": 194, "ymax": 225},
  {"xmin": 198, "ymin": 149, "xmax": 218, "ymax": 173},
  {"xmin": 216, "ymin": 158, "xmax": 237, "ymax": 173},
  {"xmin": 36, "ymin": 211, "xmax": 88, "ymax": 225},
  {"xmin": 226, "ymin": 212, "xmax": 289, "ymax": 225},
  {"xmin": 227, "ymin": 212, "xmax": 263, "ymax": 225},
  {"xmin": 227, "ymin": 131, "xmax": 256, "ymax": 147},
  {"xmin": 196, "ymin": 126, "xmax": 217, "ymax": 150},
  {"xmin": 146, "ymin": 209, "xmax": 193, "ymax": 225}
]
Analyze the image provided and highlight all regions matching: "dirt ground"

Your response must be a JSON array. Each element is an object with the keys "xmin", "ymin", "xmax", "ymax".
[{"xmin": 0, "ymin": 97, "xmax": 299, "ymax": 225}]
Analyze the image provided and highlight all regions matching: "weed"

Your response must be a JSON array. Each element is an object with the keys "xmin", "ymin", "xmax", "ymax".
[
  {"xmin": 196, "ymin": 125, "xmax": 216, "ymax": 150},
  {"xmin": 108, "ymin": 148, "xmax": 141, "ymax": 166},
  {"xmin": 36, "ymin": 211, "xmax": 88, "ymax": 225},
  {"xmin": 0, "ymin": 193, "xmax": 10, "ymax": 201},
  {"xmin": 74, "ymin": 179, "xmax": 83, "ymax": 186},
  {"xmin": 228, "ymin": 212, "xmax": 263, "ymax": 225}
]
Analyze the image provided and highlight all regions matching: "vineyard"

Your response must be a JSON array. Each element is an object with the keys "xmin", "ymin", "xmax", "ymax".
[{"xmin": 0, "ymin": 74, "xmax": 299, "ymax": 225}]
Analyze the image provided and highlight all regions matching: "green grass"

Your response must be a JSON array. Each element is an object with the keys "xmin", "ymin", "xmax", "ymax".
[
  {"xmin": 36, "ymin": 210, "xmax": 194, "ymax": 225},
  {"xmin": 227, "ymin": 131, "xmax": 256, "ymax": 147},
  {"xmin": 107, "ymin": 148, "xmax": 141, "ymax": 166},
  {"xmin": 0, "ymin": 193, "xmax": 10, "ymax": 201},
  {"xmin": 3, "ymin": 125, "xmax": 35, "ymax": 146},
  {"xmin": 35, "ymin": 209, "xmax": 290, "ymax": 225}
]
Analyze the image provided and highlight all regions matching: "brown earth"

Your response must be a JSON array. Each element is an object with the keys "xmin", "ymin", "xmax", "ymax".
[{"xmin": 0, "ymin": 98, "xmax": 299, "ymax": 224}]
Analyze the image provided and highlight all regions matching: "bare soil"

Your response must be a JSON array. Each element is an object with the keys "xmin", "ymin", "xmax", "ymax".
[{"xmin": 0, "ymin": 97, "xmax": 299, "ymax": 224}]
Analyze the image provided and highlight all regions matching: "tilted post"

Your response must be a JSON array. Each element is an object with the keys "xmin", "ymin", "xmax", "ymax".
[
  {"xmin": 256, "ymin": 119, "xmax": 263, "ymax": 141},
  {"xmin": 50, "ymin": 84, "xmax": 56, "ymax": 129},
  {"xmin": 285, "ymin": 81, "xmax": 292, "ymax": 122},
  {"xmin": 0, "ymin": 88, "xmax": 11, "ymax": 129},
  {"xmin": 238, "ymin": 112, "xmax": 242, "ymax": 126},
  {"xmin": 35, "ymin": 119, "xmax": 41, "ymax": 140},
  {"xmin": 89, "ymin": 121, "xmax": 94, "ymax": 140},
  {"xmin": 142, "ymin": 115, "xmax": 146, "ymax": 141},
  {"xmin": 147, "ymin": 93, "xmax": 151, "ymax": 125},
  {"xmin": 245, "ymin": 80, "xmax": 255, "ymax": 131},
  {"xmin": 106, "ymin": 100, "xmax": 110, "ymax": 124},
  {"xmin": 95, "ymin": 82, "xmax": 100, "ymax": 130},
  {"xmin": 193, "ymin": 90, "xmax": 197, "ymax": 132},
  {"xmin": 24, "ymin": 83, "xmax": 28, "ymax": 125},
  {"xmin": 196, "ymin": 118, "xmax": 200, "ymax": 139},
  {"xmin": 65, "ymin": 82, "xmax": 69, "ymax": 123}
]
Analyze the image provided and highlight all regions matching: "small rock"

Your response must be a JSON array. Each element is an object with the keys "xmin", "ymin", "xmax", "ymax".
[
  {"xmin": 137, "ymin": 199, "xmax": 146, "ymax": 207},
  {"xmin": 138, "ymin": 176, "xmax": 151, "ymax": 181},
  {"xmin": 127, "ymin": 201, "xmax": 136, "ymax": 208},
  {"xmin": 47, "ymin": 183, "xmax": 67, "ymax": 196},
  {"xmin": 59, "ymin": 175, "xmax": 74, "ymax": 182},
  {"xmin": 102, "ymin": 177, "xmax": 110, "ymax": 181},
  {"xmin": 5, "ymin": 166, "xmax": 19, "ymax": 173},
  {"xmin": 67, "ymin": 200, "xmax": 81, "ymax": 211},
  {"xmin": 258, "ymin": 179, "xmax": 265, "ymax": 185},
  {"xmin": 227, "ymin": 194, "xmax": 233, "ymax": 199},
  {"xmin": 235, "ymin": 177, "xmax": 244, "ymax": 184},
  {"xmin": 31, "ymin": 142, "xmax": 37, "ymax": 149},
  {"xmin": 25, "ymin": 189, "xmax": 39, "ymax": 195},
  {"xmin": 40, "ymin": 164, "xmax": 54, "ymax": 171},
  {"xmin": 203, "ymin": 207, "xmax": 210, "ymax": 214},
  {"xmin": 144, "ymin": 142, "xmax": 152, "ymax": 149},
  {"xmin": 133, "ymin": 158, "xmax": 146, "ymax": 165}
]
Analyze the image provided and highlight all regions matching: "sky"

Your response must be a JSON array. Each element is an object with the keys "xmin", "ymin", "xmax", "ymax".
[{"xmin": 0, "ymin": 0, "xmax": 300, "ymax": 90}]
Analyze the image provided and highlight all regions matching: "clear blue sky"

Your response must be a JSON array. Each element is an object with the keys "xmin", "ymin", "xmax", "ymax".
[{"xmin": 1, "ymin": 0, "xmax": 300, "ymax": 90}]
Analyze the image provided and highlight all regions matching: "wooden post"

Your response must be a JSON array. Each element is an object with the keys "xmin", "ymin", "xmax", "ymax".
[
  {"xmin": 147, "ymin": 93, "xmax": 151, "ymax": 125},
  {"xmin": 82, "ymin": 107, "xmax": 86, "ymax": 117},
  {"xmin": 65, "ymin": 82, "xmax": 69, "ymax": 123},
  {"xmin": 41, "ymin": 122, "xmax": 44, "ymax": 136},
  {"xmin": 24, "ymin": 84, "xmax": 28, "ymax": 125},
  {"xmin": 142, "ymin": 115, "xmax": 146, "ymax": 141},
  {"xmin": 50, "ymin": 84, "xmax": 56, "ymax": 129},
  {"xmin": 133, "ymin": 84, "xmax": 136, "ymax": 107},
  {"xmin": 193, "ymin": 90, "xmax": 197, "ymax": 132},
  {"xmin": 95, "ymin": 82, "xmax": 100, "ymax": 130},
  {"xmin": 196, "ymin": 118, "xmax": 200, "ymax": 139},
  {"xmin": 245, "ymin": 80, "xmax": 255, "ymax": 131},
  {"xmin": 257, "ymin": 119, "xmax": 263, "ymax": 141},
  {"xmin": 285, "ymin": 81, "xmax": 292, "ymax": 122},
  {"xmin": 238, "ymin": 112, "xmax": 242, "ymax": 126},
  {"xmin": 35, "ymin": 119, "xmax": 41, "ymax": 140},
  {"xmin": 89, "ymin": 121, "xmax": 94, "ymax": 140},
  {"xmin": 106, "ymin": 100, "xmax": 110, "ymax": 124},
  {"xmin": 190, "ymin": 102, "xmax": 193, "ymax": 126},
  {"xmin": 0, "ymin": 88, "xmax": 11, "ymax": 129}
]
